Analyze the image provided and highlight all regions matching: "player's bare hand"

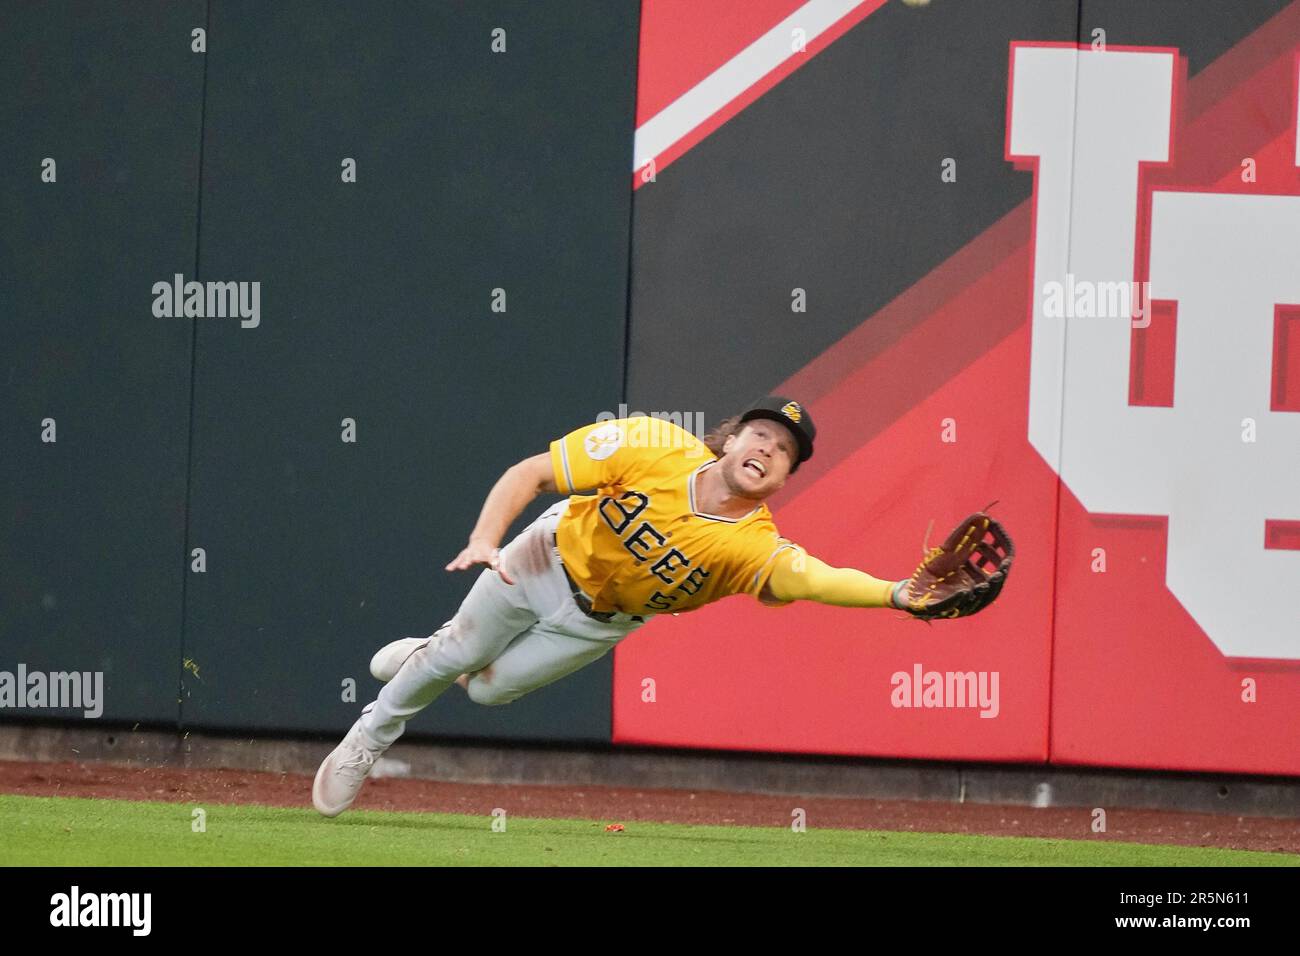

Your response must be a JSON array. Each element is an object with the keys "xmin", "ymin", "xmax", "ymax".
[{"xmin": 445, "ymin": 541, "xmax": 515, "ymax": 585}]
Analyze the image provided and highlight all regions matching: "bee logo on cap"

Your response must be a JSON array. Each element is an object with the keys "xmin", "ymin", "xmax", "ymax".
[{"xmin": 780, "ymin": 401, "xmax": 803, "ymax": 423}]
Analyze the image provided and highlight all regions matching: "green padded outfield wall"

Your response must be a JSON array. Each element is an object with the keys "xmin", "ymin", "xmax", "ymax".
[
  {"xmin": 2, "ymin": 1, "xmax": 641, "ymax": 743},
  {"xmin": 181, "ymin": 1, "xmax": 640, "ymax": 741},
  {"xmin": 0, "ymin": 2, "xmax": 207, "ymax": 725}
]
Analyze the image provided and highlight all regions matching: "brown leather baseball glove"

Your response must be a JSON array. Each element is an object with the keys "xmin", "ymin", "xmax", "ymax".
[{"xmin": 898, "ymin": 512, "xmax": 1014, "ymax": 620}]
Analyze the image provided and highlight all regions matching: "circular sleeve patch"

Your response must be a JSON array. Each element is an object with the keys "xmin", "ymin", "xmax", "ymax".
[{"xmin": 584, "ymin": 422, "xmax": 624, "ymax": 461}]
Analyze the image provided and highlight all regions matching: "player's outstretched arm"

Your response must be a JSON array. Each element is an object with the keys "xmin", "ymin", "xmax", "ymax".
[
  {"xmin": 445, "ymin": 452, "xmax": 558, "ymax": 584},
  {"xmin": 761, "ymin": 550, "xmax": 906, "ymax": 609}
]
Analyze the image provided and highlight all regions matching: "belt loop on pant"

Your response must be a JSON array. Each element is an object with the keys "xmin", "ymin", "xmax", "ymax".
[{"xmin": 552, "ymin": 532, "xmax": 644, "ymax": 625}]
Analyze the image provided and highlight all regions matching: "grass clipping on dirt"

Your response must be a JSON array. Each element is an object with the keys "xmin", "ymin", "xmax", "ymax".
[{"xmin": 2, "ymin": 794, "xmax": 1296, "ymax": 867}]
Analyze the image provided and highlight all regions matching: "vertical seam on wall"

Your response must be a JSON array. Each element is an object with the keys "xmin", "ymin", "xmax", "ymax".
[
  {"xmin": 178, "ymin": 0, "xmax": 213, "ymax": 734},
  {"xmin": 1044, "ymin": 0, "xmax": 1088, "ymax": 767},
  {"xmin": 619, "ymin": 3, "xmax": 645, "ymax": 412},
  {"xmin": 612, "ymin": 0, "xmax": 645, "ymax": 746}
]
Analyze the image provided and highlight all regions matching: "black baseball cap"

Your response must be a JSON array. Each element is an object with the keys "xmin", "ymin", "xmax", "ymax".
[{"xmin": 738, "ymin": 395, "xmax": 816, "ymax": 472}]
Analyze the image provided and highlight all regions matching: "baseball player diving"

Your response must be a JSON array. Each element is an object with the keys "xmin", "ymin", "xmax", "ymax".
[{"xmin": 313, "ymin": 396, "xmax": 1013, "ymax": 817}]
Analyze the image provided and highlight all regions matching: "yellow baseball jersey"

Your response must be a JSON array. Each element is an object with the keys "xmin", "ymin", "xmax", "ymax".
[{"xmin": 549, "ymin": 416, "xmax": 799, "ymax": 615}]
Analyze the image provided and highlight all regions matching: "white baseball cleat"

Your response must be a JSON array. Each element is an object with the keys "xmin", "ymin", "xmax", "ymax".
[
  {"xmin": 312, "ymin": 717, "xmax": 387, "ymax": 818},
  {"xmin": 369, "ymin": 636, "xmax": 430, "ymax": 683}
]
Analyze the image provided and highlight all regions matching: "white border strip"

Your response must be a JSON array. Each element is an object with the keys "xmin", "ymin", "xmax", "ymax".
[
  {"xmin": 559, "ymin": 440, "xmax": 575, "ymax": 494},
  {"xmin": 633, "ymin": 0, "xmax": 868, "ymax": 170}
]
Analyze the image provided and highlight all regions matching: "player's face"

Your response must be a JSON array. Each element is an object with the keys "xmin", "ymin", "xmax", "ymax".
[{"xmin": 721, "ymin": 421, "xmax": 797, "ymax": 499}]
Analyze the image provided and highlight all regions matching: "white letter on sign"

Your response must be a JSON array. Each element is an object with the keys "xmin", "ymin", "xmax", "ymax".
[{"xmin": 1009, "ymin": 46, "xmax": 1300, "ymax": 659}]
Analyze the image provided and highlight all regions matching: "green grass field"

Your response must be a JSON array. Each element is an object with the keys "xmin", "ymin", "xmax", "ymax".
[{"xmin": 2, "ymin": 794, "xmax": 1294, "ymax": 866}]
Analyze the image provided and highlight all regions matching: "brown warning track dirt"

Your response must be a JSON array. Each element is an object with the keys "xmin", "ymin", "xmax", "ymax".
[{"xmin": 1, "ymin": 759, "xmax": 1297, "ymax": 854}]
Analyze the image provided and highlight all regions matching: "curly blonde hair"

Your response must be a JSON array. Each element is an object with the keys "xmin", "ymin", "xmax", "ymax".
[{"xmin": 701, "ymin": 414, "xmax": 743, "ymax": 459}]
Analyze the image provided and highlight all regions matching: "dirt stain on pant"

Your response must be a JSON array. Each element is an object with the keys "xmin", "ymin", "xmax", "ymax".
[{"xmin": 506, "ymin": 526, "xmax": 552, "ymax": 579}]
